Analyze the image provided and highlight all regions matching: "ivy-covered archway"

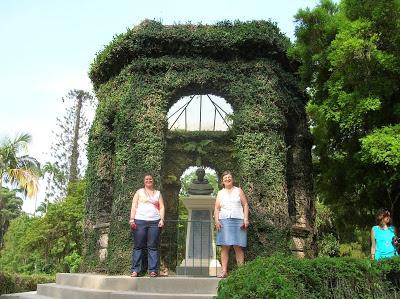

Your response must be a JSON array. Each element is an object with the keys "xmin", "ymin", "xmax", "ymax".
[{"xmin": 82, "ymin": 20, "xmax": 315, "ymax": 274}]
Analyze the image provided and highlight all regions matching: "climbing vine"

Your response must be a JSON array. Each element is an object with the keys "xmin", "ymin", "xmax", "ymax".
[{"xmin": 83, "ymin": 20, "xmax": 314, "ymax": 274}]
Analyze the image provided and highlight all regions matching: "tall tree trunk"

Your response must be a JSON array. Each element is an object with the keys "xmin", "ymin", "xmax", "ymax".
[{"xmin": 69, "ymin": 95, "xmax": 82, "ymax": 184}]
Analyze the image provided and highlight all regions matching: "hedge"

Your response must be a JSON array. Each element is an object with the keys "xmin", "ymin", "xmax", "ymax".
[
  {"xmin": 0, "ymin": 272, "xmax": 55, "ymax": 295},
  {"xmin": 217, "ymin": 255, "xmax": 400, "ymax": 298}
]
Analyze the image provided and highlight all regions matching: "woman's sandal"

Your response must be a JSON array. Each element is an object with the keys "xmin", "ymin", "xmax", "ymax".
[
  {"xmin": 217, "ymin": 271, "xmax": 228, "ymax": 278},
  {"xmin": 130, "ymin": 272, "xmax": 138, "ymax": 277},
  {"xmin": 149, "ymin": 272, "xmax": 158, "ymax": 277}
]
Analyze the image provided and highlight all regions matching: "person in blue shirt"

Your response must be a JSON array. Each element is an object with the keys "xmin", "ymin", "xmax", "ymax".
[{"xmin": 371, "ymin": 209, "xmax": 398, "ymax": 261}]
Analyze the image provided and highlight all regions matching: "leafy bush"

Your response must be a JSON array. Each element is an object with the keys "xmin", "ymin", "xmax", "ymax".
[
  {"xmin": 339, "ymin": 229, "xmax": 370, "ymax": 259},
  {"xmin": 0, "ymin": 180, "xmax": 85, "ymax": 274},
  {"xmin": 318, "ymin": 233, "xmax": 340, "ymax": 257},
  {"xmin": 217, "ymin": 255, "xmax": 303, "ymax": 299},
  {"xmin": 217, "ymin": 255, "xmax": 400, "ymax": 298},
  {"xmin": 63, "ymin": 251, "xmax": 82, "ymax": 273},
  {"xmin": 0, "ymin": 272, "xmax": 54, "ymax": 295}
]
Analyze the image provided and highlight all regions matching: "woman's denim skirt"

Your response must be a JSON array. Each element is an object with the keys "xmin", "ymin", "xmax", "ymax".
[{"xmin": 216, "ymin": 218, "xmax": 247, "ymax": 247}]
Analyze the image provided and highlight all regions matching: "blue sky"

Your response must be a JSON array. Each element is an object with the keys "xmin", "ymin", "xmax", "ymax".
[{"xmin": 0, "ymin": 0, "xmax": 321, "ymax": 213}]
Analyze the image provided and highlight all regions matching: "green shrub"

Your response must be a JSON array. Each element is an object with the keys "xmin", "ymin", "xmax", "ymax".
[
  {"xmin": 317, "ymin": 233, "xmax": 340, "ymax": 257},
  {"xmin": 217, "ymin": 255, "xmax": 303, "ymax": 299},
  {"xmin": 339, "ymin": 228, "xmax": 370, "ymax": 259},
  {"xmin": 0, "ymin": 272, "xmax": 54, "ymax": 295},
  {"xmin": 217, "ymin": 255, "xmax": 399, "ymax": 298},
  {"xmin": 375, "ymin": 256, "xmax": 400, "ymax": 290},
  {"xmin": 63, "ymin": 251, "xmax": 82, "ymax": 273}
]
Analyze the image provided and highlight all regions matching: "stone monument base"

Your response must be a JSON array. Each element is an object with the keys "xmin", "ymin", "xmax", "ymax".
[{"xmin": 176, "ymin": 259, "xmax": 221, "ymax": 276}]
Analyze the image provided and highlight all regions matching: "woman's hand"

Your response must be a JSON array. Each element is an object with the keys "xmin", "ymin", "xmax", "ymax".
[
  {"xmin": 244, "ymin": 218, "xmax": 249, "ymax": 229},
  {"xmin": 158, "ymin": 219, "xmax": 165, "ymax": 228},
  {"xmin": 129, "ymin": 219, "xmax": 136, "ymax": 230},
  {"xmin": 215, "ymin": 220, "xmax": 222, "ymax": 231}
]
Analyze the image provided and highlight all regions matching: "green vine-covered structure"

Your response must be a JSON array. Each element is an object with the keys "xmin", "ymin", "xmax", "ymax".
[{"xmin": 82, "ymin": 20, "xmax": 315, "ymax": 274}]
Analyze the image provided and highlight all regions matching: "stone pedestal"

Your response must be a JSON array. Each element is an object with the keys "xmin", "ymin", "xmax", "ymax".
[{"xmin": 176, "ymin": 195, "xmax": 221, "ymax": 276}]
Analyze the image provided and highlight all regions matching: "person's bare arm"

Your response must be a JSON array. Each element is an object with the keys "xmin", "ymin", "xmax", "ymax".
[
  {"xmin": 239, "ymin": 188, "xmax": 249, "ymax": 228},
  {"xmin": 214, "ymin": 193, "xmax": 222, "ymax": 231},
  {"xmin": 370, "ymin": 228, "xmax": 376, "ymax": 260},
  {"xmin": 158, "ymin": 193, "xmax": 165, "ymax": 228},
  {"xmin": 130, "ymin": 191, "xmax": 139, "ymax": 224}
]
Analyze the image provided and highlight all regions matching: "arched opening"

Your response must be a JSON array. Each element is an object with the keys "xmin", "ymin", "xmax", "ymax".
[
  {"xmin": 160, "ymin": 166, "xmax": 220, "ymax": 276},
  {"xmin": 161, "ymin": 93, "xmax": 235, "ymax": 274},
  {"xmin": 167, "ymin": 94, "xmax": 233, "ymax": 131}
]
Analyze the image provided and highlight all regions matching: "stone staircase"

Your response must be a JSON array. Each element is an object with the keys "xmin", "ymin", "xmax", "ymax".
[{"xmin": 1, "ymin": 273, "xmax": 221, "ymax": 299}]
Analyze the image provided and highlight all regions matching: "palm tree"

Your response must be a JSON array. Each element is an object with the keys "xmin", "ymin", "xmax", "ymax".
[{"xmin": 0, "ymin": 133, "xmax": 41, "ymax": 198}]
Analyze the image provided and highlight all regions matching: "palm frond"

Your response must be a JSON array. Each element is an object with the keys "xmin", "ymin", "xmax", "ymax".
[
  {"xmin": 17, "ymin": 155, "xmax": 41, "ymax": 172},
  {"xmin": 8, "ymin": 168, "xmax": 39, "ymax": 198},
  {"xmin": 11, "ymin": 133, "xmax": 31, "ymax": 154},
  {"xmin": 0, "ymin": 133, "xmax": 40, "ymax": 198}
]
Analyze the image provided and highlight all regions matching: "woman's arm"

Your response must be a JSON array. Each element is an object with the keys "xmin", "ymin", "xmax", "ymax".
[
  {"xmin": 214, "ymin": 193, "xmax": 222, "ymax": 230},
  {"xmin": 239, "ymin": 188, "xmax": 249, "ymax": 228},
  {"xmin": 370, "ymin": 227, "xmax": 376, "ymax": 260},
  {"xmin": 158, "ymin": 193, "xmax": 165, "ymax": 228},
  {"xmin": 130, "ymin": 191, "xmax": 139, "ymax": 224}
]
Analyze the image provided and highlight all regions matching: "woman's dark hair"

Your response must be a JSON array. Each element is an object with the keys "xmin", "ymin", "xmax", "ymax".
[
  {"xmin": 376, "ymin": 208, "xmax": 391, "ymax": 226},
  {"xmin": 220, "ymin": 171, "xmax": 234, "ymax": 188}
]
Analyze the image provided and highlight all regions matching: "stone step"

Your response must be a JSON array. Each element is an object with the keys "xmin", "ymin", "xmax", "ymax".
[
  {"xmin": 37, "ymin": 283, "xmax": 110, "ymax": 299},
  {"xmin": 1, "ymin": 291, "xmax": 213, "ymax": 299},
  {"xmin": 36, "ymin": 283, "xmax": 216, "ymax": 299},
  {"xmin": 0, "ymin": 291, "xmax": 50, "ymax": 299},
  {"xmin": 3, "ymin": 273, "xmax": 221, "ymax": 299},
  {"xmin": 56, "ymin": 273, "xmax": 220, "ymax": 294}
]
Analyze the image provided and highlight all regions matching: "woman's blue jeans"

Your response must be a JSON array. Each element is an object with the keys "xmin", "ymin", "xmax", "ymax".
[{"xmin": 131, "ymin": 219, "xmax": 160, "ymax": 273}]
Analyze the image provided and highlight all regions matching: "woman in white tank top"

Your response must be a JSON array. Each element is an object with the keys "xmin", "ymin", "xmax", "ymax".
[
  {"xmin": 214, "ymin": 171, "xmax": 249, "ymax": 278},
  {"xmin": 129, "ymin": 174, "xmax": 165, "ymax": 277}
]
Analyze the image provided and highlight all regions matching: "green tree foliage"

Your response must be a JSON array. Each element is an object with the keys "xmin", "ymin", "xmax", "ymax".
[
  {"xmin": 48, "ymin": 90, "xmax": 95, "ymax": 201},
  {"xmin": 182, "ymin": 140, "xmax": 213, "ymax": 166},
  {"xmin": 291, "ymin": 0, "xmax": 400, "ymax": 237},
  {"xmin": 0, "ymin": 133, "xmax": 40, "ymax": 198},
  {"xmin": 41, "ymin": 161, "xmax": 66, "ymax": 209},
  {"xmin": 315, "ymin": 200, "xmax": 370, "ymax": 258},
  {"xmin": 0, "ymin": 187, "xmax": 23, "ymax": 248},
  {"xmin": 0, "ymin": 180, "xmax": 86, "ymax": 274},
  {"xmin": 360, "ymin": 124, "xmax": 400, "ymax": 212},
  {"xmin": 0, "ymin": 215, "xmax": 39, "ymax": 273},
  {"xmin": 315, "ymin": 200, "xmax": 339, "ymax": 257}
]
